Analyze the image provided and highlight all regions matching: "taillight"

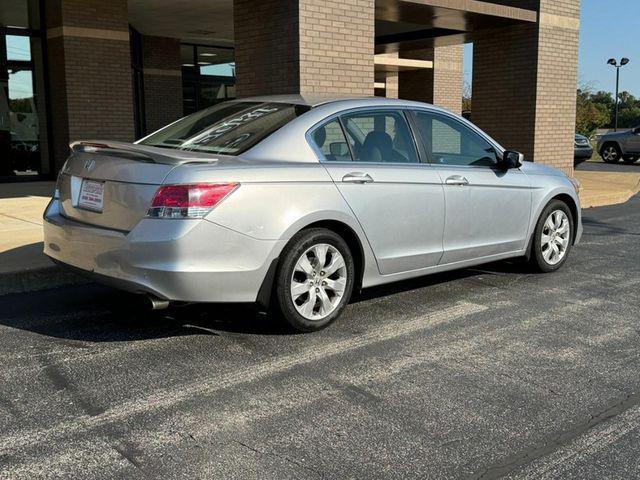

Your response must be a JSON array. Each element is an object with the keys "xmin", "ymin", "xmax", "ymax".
[{"xmin": 146, "ymin": 183, "xmax": 238, "ymax": 219}]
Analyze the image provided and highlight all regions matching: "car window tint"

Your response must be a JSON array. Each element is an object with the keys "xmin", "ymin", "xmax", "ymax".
[
  {"xmin": 341, "ymin": 110, "xmax": 419, "ymax": 163},
  {"xmin": 310, "ymin": 120, "xmax": 352, "ymax": 161},
  {"xmin": 139, "ymin": 102, "xmax": 310, "ymax": 155},
  {"xmin": 413, "ymin": 111, "xmax": 497, "ymax": 167}
]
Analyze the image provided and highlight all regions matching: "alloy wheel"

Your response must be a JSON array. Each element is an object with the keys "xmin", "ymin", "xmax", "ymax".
[
  {"xmin": 541, "ymin": 210, "xmax": 570, "ymax": 266},
  {"xmin": 603, "ymin": 146, "xmax": 619, "ymax": 162},
  {"xmin": 290, "ymin": 243, "xmax": 347, "ymax": 321}
]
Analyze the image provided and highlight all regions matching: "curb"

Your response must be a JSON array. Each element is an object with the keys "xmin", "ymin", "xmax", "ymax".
[
  {"xmin": 579, "ymin": 179, "xmax": 640, "ymax": 209},
  {"xmin": 0, "ymin": 266, "xmax": 89, "ymax": 297}
]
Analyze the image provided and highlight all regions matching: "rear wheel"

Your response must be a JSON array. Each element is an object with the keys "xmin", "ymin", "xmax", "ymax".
[
  {"xmin": 274, "ymin": 228, "xmax": 354, "ymax": 332},
  {"xmin": 529, "ymin": 200, "xmax": 574, "ymax": 273},
  {"xmin": 601, "ymin": 143, "xmax": 621, "ymax": 163}
]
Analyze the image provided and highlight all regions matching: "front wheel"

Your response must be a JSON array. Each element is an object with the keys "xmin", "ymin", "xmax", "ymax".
[
  {"xmin": 601, "ymin": 143, "xmax": 621, "ymax": 163},
  {"xmin": 528, "ymin": 200, "xmax": 574, "ymax": 273},
  {"xmin": 273, "ymin": 228, "xmax": 355, "ymax": 332}
]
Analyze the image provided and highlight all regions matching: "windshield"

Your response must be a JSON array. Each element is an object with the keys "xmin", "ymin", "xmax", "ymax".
[{"xmin": 138, "ymin": 102, "xmax": 310, "ymax": 155}]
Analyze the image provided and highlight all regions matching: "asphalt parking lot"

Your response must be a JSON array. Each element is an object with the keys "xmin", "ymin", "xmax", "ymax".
[{"xmin": 1, "ymin": 190, "xmax": 640, "ymax": 479}]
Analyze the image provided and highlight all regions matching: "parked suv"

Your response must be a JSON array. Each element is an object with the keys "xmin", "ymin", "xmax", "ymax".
[{"xmin": 597, "ymin": 126, "xmax": 640, "ymax": 164}]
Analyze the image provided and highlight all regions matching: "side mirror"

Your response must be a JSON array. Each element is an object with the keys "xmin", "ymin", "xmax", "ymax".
[{"xmin": 501, "ymin": 150, "xmax": 524, "ymax": 169}]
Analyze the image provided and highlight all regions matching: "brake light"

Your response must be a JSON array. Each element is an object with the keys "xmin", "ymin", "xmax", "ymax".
[{"xmin": 147, "ymin": 183, "xmax": 238, "ymax": 219}]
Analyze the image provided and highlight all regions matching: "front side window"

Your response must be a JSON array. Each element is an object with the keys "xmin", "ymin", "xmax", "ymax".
[
  {"xmin": 413, "ymin": 111, "xmax": 497, "ymax": 167},
  {"xmin": 341, "ymin": 110, "xmax": 419, "ymax": 163},
  {"xmin": 139, "ymin": 102, "xmax": 310, "ymax": 155},
  {"xmin": 310, "ymin": 120, "xmax": 352, "ymax": 161}
]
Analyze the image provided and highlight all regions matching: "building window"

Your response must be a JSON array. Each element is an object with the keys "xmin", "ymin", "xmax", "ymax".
[
  {"xmin": 1, "ymin": 0, "xmax": 50, "ymax": 179},
  {"xmin": 181, "ymin": 44, "xmax": 235, "ymax": 115}
]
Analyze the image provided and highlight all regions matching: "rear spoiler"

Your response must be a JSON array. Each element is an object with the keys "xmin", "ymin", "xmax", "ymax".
[{"xmin": 69, "ymin": 140, "xmax": 218, "ymax": 165}]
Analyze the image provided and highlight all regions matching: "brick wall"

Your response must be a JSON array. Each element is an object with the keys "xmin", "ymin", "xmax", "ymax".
[
  {"xmin": 472, "ymin": 23, "xmax": 539, "ymax": 160},
  {"xmin": 398, "ymin": 46, "xmax": 463, "ymax": 115},
  {"xmin": 399, "ymin": 49, "xmax": 434, "ymax": 103},
  {"xmin": 142, "ymin": 36, "xmax": 183, "ymax": 134},
  {"xmin": 45, "ymin": 0, "xmax": 134, "ymax": 173},
  {"xmin": 298, "ymin": 0, "xmax": 373, "ymax": 96},
  {"xmin": 472, "ymin": 0, "xmax": 580, "ymax": 176},
  {"xmin": 533, "ymin": 0, "xmax": 580, "ymax": 176},
  {"xmin": 432, "ymin": 45, "xmax": 463, "ymax": 114},
  {"xmin": 234, "ymin": 0, "xmax": 374, "ymax": 97}
]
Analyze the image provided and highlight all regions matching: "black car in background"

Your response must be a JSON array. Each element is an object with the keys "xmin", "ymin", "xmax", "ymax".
[{"xmin": 574, "ymin": 134, "xmax": 593, "ymax": 166}]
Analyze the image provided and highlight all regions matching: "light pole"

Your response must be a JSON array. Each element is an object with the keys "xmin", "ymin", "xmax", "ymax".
[{"xmin": 607, "ymin": 57, "xmax": 630, "ymax": 131}]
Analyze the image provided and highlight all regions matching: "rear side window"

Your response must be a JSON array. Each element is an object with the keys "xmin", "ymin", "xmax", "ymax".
[
  {"xmin": 340, "ymin": 110, "xmax": 419, "ymax": 163},
  {"xmin": 139, "ymin": 102, "xmax": 310, "ymax": 155},
  {"xmin": 310, "ymin": 120, "xmax": 353, "ymax": 161}
]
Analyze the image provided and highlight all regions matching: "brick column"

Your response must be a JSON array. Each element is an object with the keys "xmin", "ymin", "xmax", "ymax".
[
  {"xmin": 399, "ymin": 46, "xmax": 463, "ymax": 115},
  {"xmin": 233, "ymin": 0, "xmax": 374, "ymax": 97},
  {"xmin": 142, "ymin": 36, "xmax": 183, "ymax": 134},
  {"xmin": 432, "ymin": 45, "xmax": 463, "ymax": 114},
  {"xmin": 472, "ymin": 0, "xmax": 580, "ymax": 176},
  {"xmin": 45, "ymin": 0, "xmax": 134, "ymax": 173}
]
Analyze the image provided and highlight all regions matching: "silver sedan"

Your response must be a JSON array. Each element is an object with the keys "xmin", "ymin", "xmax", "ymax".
[{"xmin": 44, "ymin": 96, "xmax": 582, "ymax": 331}]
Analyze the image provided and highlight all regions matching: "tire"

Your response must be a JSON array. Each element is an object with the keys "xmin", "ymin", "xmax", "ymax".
[
  {"xmin": 273, "ymin": 228, "xmax": 355, "ymax": 332},
  {"xmin": 623, "ymin": 155, "xmax": 638, "ymax": 164},
  {"xmin": 528, "ymin": 200, "xmax": 574, "ymax": 273},
  {"xmin": 601, "ymin": 143, "xmax": 621, "ymax": 163}
]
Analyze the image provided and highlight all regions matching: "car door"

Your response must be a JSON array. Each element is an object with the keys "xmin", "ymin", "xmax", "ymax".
[
  {"xmin": 310, "ymin": 109, "xmax": 445, "ymax": 275},
  {"xmin": 410, "ymin": 109, "xmax": 532, "ymax": 265},
  {"xmin": 628, "ymin": 126, "xmax": 640, "ymax": 153}
]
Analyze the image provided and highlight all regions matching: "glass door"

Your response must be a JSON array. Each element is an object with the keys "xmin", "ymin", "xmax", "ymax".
[{"xmin": 1, "ymin": 0, "xmax": 49, "ymax": 179}]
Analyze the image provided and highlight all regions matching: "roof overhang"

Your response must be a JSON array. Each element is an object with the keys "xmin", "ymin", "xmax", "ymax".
[{"xmin": 376, "ymin": 0, "xmax": 538, "ymax": 53}]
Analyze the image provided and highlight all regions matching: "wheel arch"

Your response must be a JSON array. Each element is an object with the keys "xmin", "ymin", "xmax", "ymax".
[
  {"xmin": 525, "ymin": 193, "xmax": 580, "ymax": 260},
  {"xmin": 600, "ymin": 140, "xmax": 623, "ymax": 155},
  {"xmin": 256, "ymin": 218, "xmax": 368, "ymax": 309}
]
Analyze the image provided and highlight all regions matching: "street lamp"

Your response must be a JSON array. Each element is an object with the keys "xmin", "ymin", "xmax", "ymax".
[{"xmin": 607, "ymin": 57, "xmax": 630, "ymax": 131}]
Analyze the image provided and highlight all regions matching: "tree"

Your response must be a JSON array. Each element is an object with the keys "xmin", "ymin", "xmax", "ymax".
[
  {"xmin": 575, "ymin": 87, "xmax": 609, "ymax": 137},
  {"xmin": 618, "ymin": 106, "xmax": 640, "ymax": 129},
  {"xmin": 462, "ymin": 80, "xmax": 472, "ymax": 113}
]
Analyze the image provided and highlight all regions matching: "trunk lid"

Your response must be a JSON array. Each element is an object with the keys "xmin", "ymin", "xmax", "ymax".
[{"xmin": 58, "ymin": 141, "xmax": 219, "ymax": 231}]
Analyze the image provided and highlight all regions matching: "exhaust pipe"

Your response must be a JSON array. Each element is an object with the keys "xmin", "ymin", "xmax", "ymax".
[{"xmin": 147, "ymin": 296, "xmax": 170, "ymax": 310}]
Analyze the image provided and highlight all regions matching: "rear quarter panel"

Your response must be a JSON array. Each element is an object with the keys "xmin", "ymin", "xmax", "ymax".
[{"xmin": 162, "ymin": 161, "xmax": 381, "ymax": 283}]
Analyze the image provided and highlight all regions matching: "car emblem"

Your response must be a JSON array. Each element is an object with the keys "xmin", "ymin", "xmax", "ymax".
[{"xmin": 84, "ymin": 159, "xmax": 96, "ymax": 172}]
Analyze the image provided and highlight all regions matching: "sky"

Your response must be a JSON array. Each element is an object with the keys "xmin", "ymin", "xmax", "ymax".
[{"xmin": 463, "ymin": 0, "xmax": 640, "ymax": 98}]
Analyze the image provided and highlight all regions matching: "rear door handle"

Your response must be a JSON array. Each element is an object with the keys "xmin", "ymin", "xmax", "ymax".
[
  {"xmin": 342, "ymin": 172, "xmax": 374, "ymax": 184},
  {"xmin": 445, "ymin": 175, "xmax": 469, "ymax": 186}
]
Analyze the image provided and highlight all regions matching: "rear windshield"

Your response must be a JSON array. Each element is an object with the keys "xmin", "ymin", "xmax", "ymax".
[{"xmin": 138, "ymin": 102, "xmax": 310, "ymax": 155}]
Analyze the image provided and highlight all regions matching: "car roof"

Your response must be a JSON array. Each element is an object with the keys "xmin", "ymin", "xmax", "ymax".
[{"xmin": 232, "ymin": 94, "xmax": 434, "ymax": 109}]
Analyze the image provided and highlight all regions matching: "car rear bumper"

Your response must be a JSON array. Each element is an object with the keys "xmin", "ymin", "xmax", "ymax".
[{"xmin": 43, "ymin": 198, "xmax": 284, "ymax": 303}]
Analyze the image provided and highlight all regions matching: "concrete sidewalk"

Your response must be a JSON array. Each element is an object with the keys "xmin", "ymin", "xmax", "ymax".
[
  {"xmin": 1, "ymin": 171, "xmax": 639, "ymax": 295},
  {"xmin": 575, "ymin": 170, "xmax": 640, "ymax": 208},
  {"xmin": 0, "ymin": 182, "xmax": 84, "ymax": 295}
]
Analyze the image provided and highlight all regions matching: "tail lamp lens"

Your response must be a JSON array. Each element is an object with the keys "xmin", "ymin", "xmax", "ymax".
[{"xmin": 147, "ymin": 183, "xmax": 238, "ymax": 219}]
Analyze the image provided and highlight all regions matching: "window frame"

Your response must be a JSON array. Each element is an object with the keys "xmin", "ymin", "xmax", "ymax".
[
  {"xmin": 306, "ymin": 106, "xmax": 427, "ymax": 165},
  {"xmin": 407, "ymin": 108, "xmax": 506, "ymax": 170},
  {"xmin": 308, "ymin": 117, "xmax": 355, "ymax": 162}
]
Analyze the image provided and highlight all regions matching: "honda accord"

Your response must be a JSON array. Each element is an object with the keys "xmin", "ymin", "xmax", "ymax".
[{"xmin": 44, "ymin": 96, "xmax": 582, "ymax": 331}]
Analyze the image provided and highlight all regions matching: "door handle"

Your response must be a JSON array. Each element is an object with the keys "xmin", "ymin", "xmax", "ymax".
[
  {"xmin": 445, "ymin": 175, "xmax": 469, "ymax": 186},
  {"xmin": 342, "ymin": 172, "xmax": 374, "ymax": 184}
]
